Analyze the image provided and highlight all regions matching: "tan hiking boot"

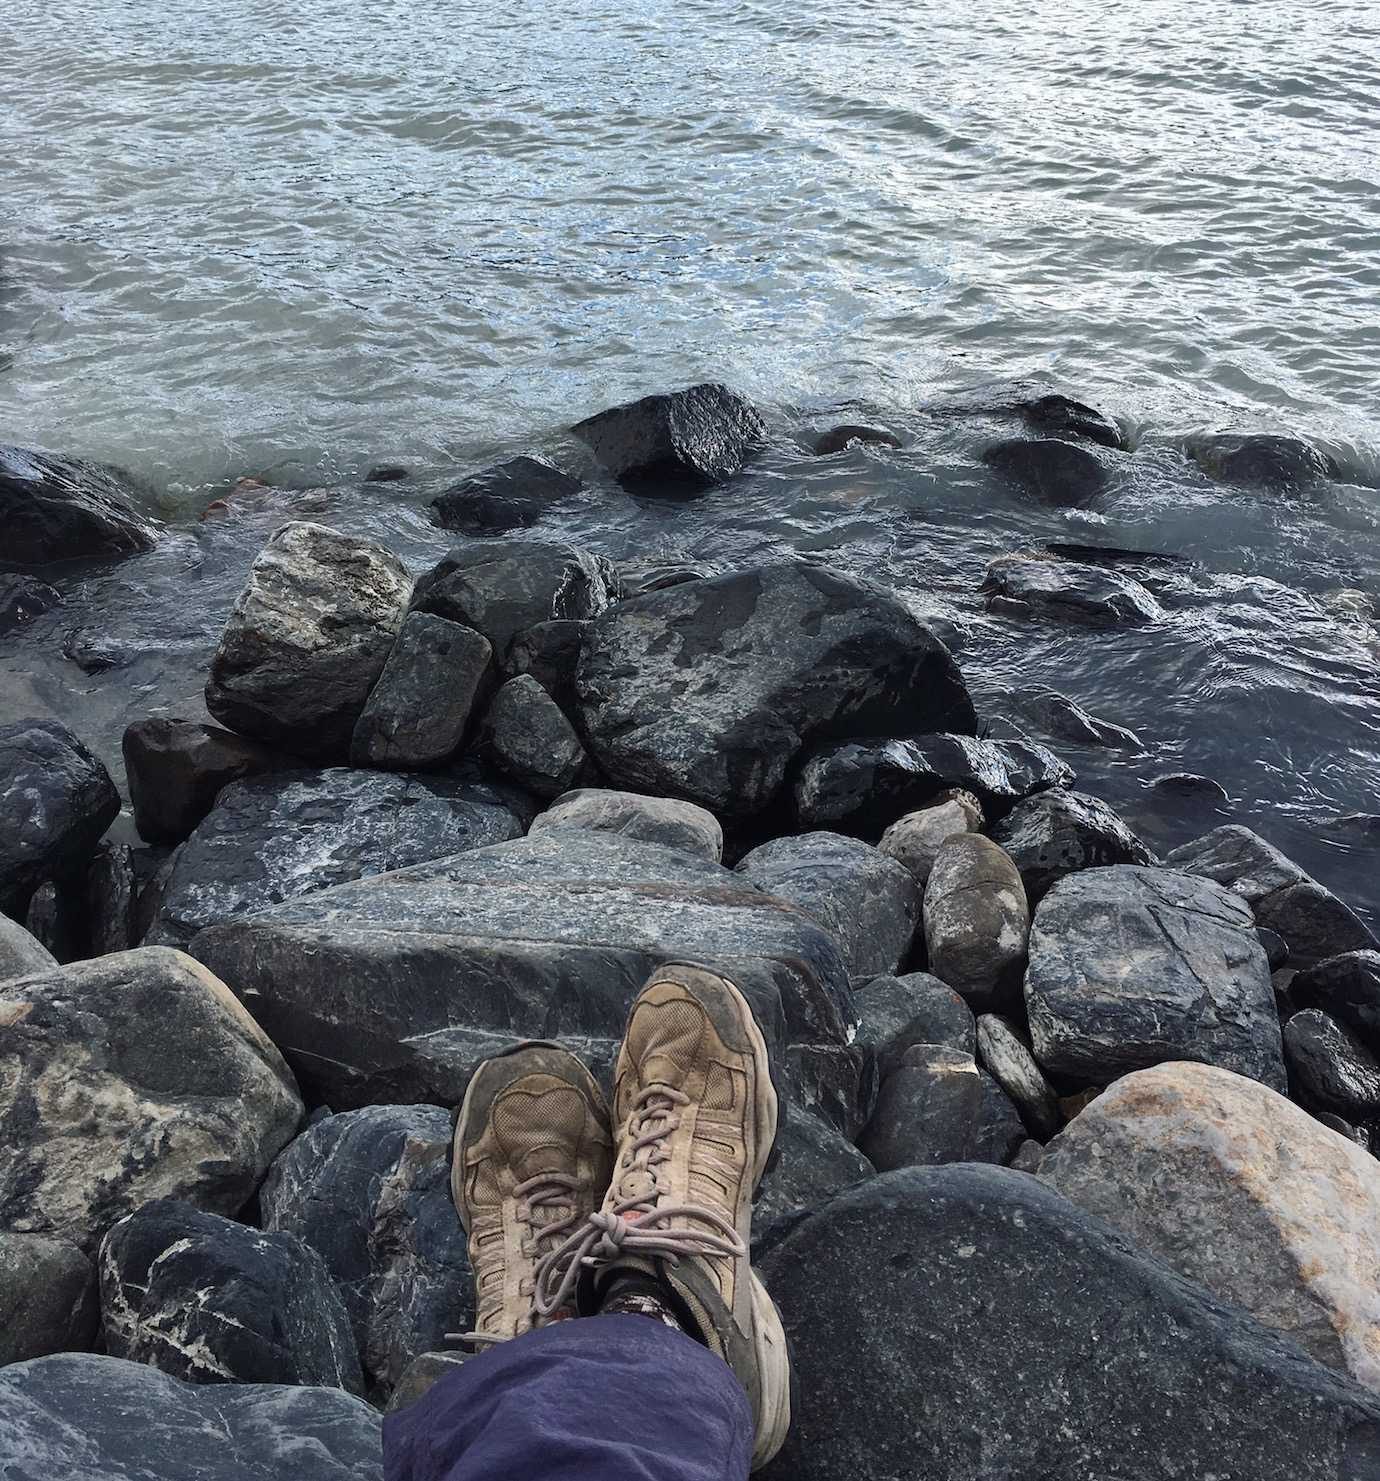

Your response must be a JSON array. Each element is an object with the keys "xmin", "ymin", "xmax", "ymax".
[
  {"xmin": 534, "ymin": 963, "xmax": 793, "ymax": 1469},
  {"xmin": 451, "ymin": 1043, "xmax": 612, "ymax": 1345}
]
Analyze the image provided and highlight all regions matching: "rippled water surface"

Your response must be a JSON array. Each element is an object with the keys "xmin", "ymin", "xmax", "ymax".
[{"xmin": 2, "ymin": 0, "xmax": 1379, "ymax": 919}]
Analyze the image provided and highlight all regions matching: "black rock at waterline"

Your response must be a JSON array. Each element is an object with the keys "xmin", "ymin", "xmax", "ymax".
[
  {"xmin": 572, "ymin": 382, "xmax": 766, "ymax": 493},
  {"xmin": 1188, "ymin": 432, "xmax": 1335, "ymax": 488},
  {"xmin": 0, "ymin": 573, "xmax": 62, "ymax": 631},
  {"xmin": 757, "ymin": 1165, "xmax": 1380, "ymax": 1481},
  {"xmin": 431, "ymin": 455, "xmax": 583, "ymax": 534},
  {"xmin": 982, "ymin": 554, "xmax": 1163, "ymax": 625},
  {"xmin": 990, "ymin": 788, "xmax": 1156, "ymax": 904},
  {"xmin": 1018, "ymin": 393, "xmax": 1124, "ymax": 449},
  {"xmin": 0, "ymin": 444, "xmax": 162, "ymax": 568},
  {"xmin": 814, "ymin": 423, "xmax": 902, "ymax": 455},
  {"xmin": 982, "ymin": 436, "xmax": 1109, "ymax": 503},
  {"xmin": 1292, "ymin": 951, "xmax": 1380, "ymax": 1054}
]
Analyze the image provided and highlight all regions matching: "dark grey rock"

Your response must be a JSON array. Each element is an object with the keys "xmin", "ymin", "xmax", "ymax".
[
  {"xmin": 430, "ymin": 455, "xmax": 582, "ymax": 534},
  {"xmin": 990, "ymin": 788, "xmax": 1155, "ymax": 904},
  {"xmin": 572, "ymin": 382, "xmax": 766, "ymax": 492},
  {"xmin": 530, "ymin": 788, "xmax": 724, "ymax": 862},
  {"xmin": 1010, "ymin": 1138, "xmax": 1044, "ymax": 1172},
  {"xmin": 735, "ymin": 831, "xmax": 920, "ymax": 977},
  {"xmin": 754, "ymin": 1110, "xmax": 874, "ymax": 1229},
  {"xmin": 1266, "ymin": 883, "xmax": 1378, "ymax": 968},
  {"xmin": 1292, "ymin": 952, "xmax": 1380, "ymax": 1055},
  {"xmin": 364, "ymin": 464, "xmax": 408, "ymax": 483},
  {"xmin": 260, "ymin": 1105, "xmax": 472, "ymax": 1399},
  {"xmin": 191, "ymin": 830, "xmax": 852, "ymax": 1108},
  {"xmin": 1258, "ymin": 926, "xmax": 1290, "ymax": 969},
  {"xmin": 0, "ymin": 444, "xmax": 161, "ymax": 567},
  {"xmin": 858, "ymin": 1046, "xmax": 985, "ymax": 1172},
  {"xmin": 974, "ymin": 1069, "xmax": 1028, "ymax": 1165},
  {"xmin": 350, "ymin": 613, "xmax": 492, "ymax": 770},
  {"xmin": 0, "ymin": 947, "xmax": 302, "ymax": 1253},
  {"xmin": 86, "ymin": 841, "xmax": 138, "ymax": 956},
  {"xmin": 0, "ymin": 573, "xmax": 62, "ymax": 631},
  {"xmin": 983, "ymin": 554, "xmax": 1162, "ymax": 625},
  {"xmin": 1150, "ymin": 771, "xmax": 1233, "ymax": 804},
  {"xmin": 0, "ymin": 1232, "xmax": 98, "ymax": 1364},
  {"xmin": 1007, "ymin": 686, "xmax": 1142, "ymax": 749},
  {"xmin": 504, "ymin": 618, "xmax": 589, "ymax": 712},
  {"xmin": 983, "ymin": 437, "xmax": 1109, "ymax": 503},
  {"xmin": 1018, "ymin": 393, "xmax": 1124, "ymax": 449},
  {"xmin": 1284, "ymin": 1009, "xmax": 1380, "ymax": 1122},
  {"xmin": 387, "ymin": 1350, "xmax": 473, "ymax": 1412},
  {"xmin": 1189, "ymin": 432, "xmax": 1335, "ymax": 488},
  {"xmin": 758, "ymin": 1165, "xmax": 1380, "ymax": 1481},
  {"xmin": 99, "ymin": 1199, "xmax": 361, "ymax": 1391},
  {"xmin": 785, "ymin": 1042, "xmax": 877, "ymax": 1143},
  {"xmin": 0, "ymin": 718, "xmax": 120, "ymax": 917},
  {"xmin": 205, "ymin": 523, "xmax": 413, "ymax": 762},
  {"xmin": 479, "ymin": 675, "xmax": 586, "ymax": 799},
  {"xmin": 578, "ymin": 562, "xmax": 976, "ymax": 818},
  {"xmin": 0, "ymin": 1353, "xmax": 381, "ymax": 1480},
  {"xmin": 853, "ymin": 971, "xmax": 977, "ymax": 1079},
  {"xmin": 1313, "ymin": 1111, "xmax": 1370, "ymax": 1148},
  {"xmin": 0, "ymin": 913, "xmax": 56, "ymax": 980},
  {"xmin": 123, "ymin": 717, "xmax": 290, "ymax": 845},
  {"xmin": 923, "ymin": 835, "xmax": 1029, "ymax": 1013},
  {"xmin": 795, "ymin": 733, "xmax": 1072, "ymax": 837},
  {"xmin": 149, "ymin": 768, "xmax": 526, "ymax": 947},
  {"xmin": 410, "ymin": 539, "xmax": 613, "ymax": 661},
  {"xmin": 614, "ymin": 558, "xmax": 717, "ymax": 598},
  {"xmin": 976, "ymin": 1013, "xmax": 1061, "ymax": 1139},
  {"xmin": 1025, "ymin": 866, "xmax": 1286, "ymax": 1090},
  {"xmin": 814, "ymin": 424, "xmax": 901, "ymax": 455}
]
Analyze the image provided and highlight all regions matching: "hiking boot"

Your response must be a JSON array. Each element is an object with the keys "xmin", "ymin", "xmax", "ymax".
[
  {"xmin": 451, "ymin": 1042, "xmax": 612, "ymax": 1345},
  {"xmin": 535, "ymin": 962, "xmax": 792, "ymax": 1469}
]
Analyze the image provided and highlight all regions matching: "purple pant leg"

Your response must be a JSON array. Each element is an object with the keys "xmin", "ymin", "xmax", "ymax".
[{"xmin": 383, "ymin": 1315, "xmax": 753, "ymax": 1481}]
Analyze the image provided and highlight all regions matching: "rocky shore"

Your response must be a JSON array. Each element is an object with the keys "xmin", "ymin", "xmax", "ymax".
[{"xmin": 2, "ymin": 384, "xmax": 1380, "ymax": 1479}]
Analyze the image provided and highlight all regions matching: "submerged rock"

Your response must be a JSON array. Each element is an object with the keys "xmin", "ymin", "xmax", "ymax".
[
  {"xmin": 813, "ymin": 424, "xmax": 902, "ymax": 455},
  {"xmin": 923, "ymin": 835, "xmax": 1029, "ymax": 1012},
  {"xmin": 577, "ymin": 561, "xmax": 975, "ymax": 818},
  {"xmin": 990, "ymin": 787, "xmax": 1155, "ymax": 903},
  {"xmin": 1017, "ymin": 393, "xmax": 1124, "ymax": 449},
  {"xmin": 1189, "ymin": 432, "xmax": 1334, "ymax": 488},
  {"xmin": 572, "ymin": 382, "xmax": 766, "ymax": 492},
  {"xmin": 1284, "ymin": 1009, "xmax": 1380, "ymax": 1123},
  {"xmin": 0, "ymin": 444, "xmax": 161, "ymax": 567},
  {"xmin": 0, "ymin": 573, "xmax": 62, "ymax": 631},
  {"xmin": 430, "ymin": 455, "xmax": 582, "ymax": 534},
  {"xmin": 530, "ymin": 788, "xmax": 724, "ymax": 862},
  {"xmin": 1006, "ymin": 686, "xmax": 1142, "ymax": 749},
  {"xmin": 877, "ymin": 790, "xmax": 984, "ymax": 888},
  {"xmin": 205, "ymin": 522, "xmax": 412, "ymax": 762},
  {"xmin": 982, "ymin": 553, "xmax": 1163, "ymax": 625},
  {"xmin": 982, "ymin": 437, "xmax": 1109, "ymax": 503},
  {"xmin": 0, "ymin": 1232, "xmax": 98, "ymax": 1365},
  {"xmin": 479, "ymin": 675, "xmax": 586, "ymax": 799}
]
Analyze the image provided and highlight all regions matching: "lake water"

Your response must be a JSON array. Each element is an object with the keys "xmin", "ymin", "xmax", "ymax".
[{"xmin": 2, "ymin": 0, "xmax": 1378, "ymax": 921}]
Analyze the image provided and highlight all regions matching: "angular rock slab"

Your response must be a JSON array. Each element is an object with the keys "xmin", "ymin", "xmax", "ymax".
[
  {"xmin": 983, "ymin": 553, "xmax": 1163, "ymax": 625},
  {"xmin": 853, "ymin": 971, "xmax": 976, "ymax": 1078},
  {"xmin": 261, "ymin": 1105, "xmax": 472, "ymax": 1398},
  {"xmin": 1025, "ymin": 866, "xmax": 1286, "ymax": 1091},
  {"xmin": 0, "ymin": 1232, "xmax": 98, "ymax": 1365},
  {"xmin": 858, "ymin": 1045, "xmax": 985, "ymax": 1171},
  {"xmin": 0, "ymin": 947, "xmax": 302, "ymax": 1253},
  {"xmin": 758, "ymin": 1164, "xmax": 1380, "ymax": 1481},
  {"xmin": 0, "ymin": 1353, "xmax": 381, "ymax": 1480},
  {"xmin": 530, "ymin": 787, "xmax": 724, "ymax": 862},
  {"xmin": 1040, "ymin": 1061, "xmax": 1380, "ymax": 1392},
  {"xmin": 0, "ymin": 444, "xmax": 161, "ymax": 567},
  {"xmin": 192, "ymin": 831, "xmax": 853, "ymax": 1108},
  {"xmin": 149, "ymin": 768, "xmax": 527, "ymax": 946},
  {"xmin": 577, "ymin": 561, "xmax": 976, "ymax": 818}
]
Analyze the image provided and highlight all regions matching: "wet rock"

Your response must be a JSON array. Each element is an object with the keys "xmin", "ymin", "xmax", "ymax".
[
  {"xmin": 504, "ymin": 618, "xmax": 589, "ymax": 712},
  {"xmin": 1150, "ymin": 771, "xmax": 1232, "ymax": 804},
  {"xmin": 84, "ymin": 841, "xmax": 137, "ymax": 956},
  {"xmin": 858, "ymin": 1045, "xmax": 985, "ymax": 1171},
  {"xmin": 1007, "ymin": 686, "xmax": 1142, "ymax": 749},
  {"xmin": 976, "ymin": 1013, "xmax": 1060, "ymax": 1140},
  {"xmin": 853, "ymin": 970, "xmax": 976, "ymax": 1079},
  {"xmin": 795, "ymin": 733, "xmax": 1072, "ymax": 836},
  {"xmin": 982, "ymin": 436, "xmax": 1109, "ymax": 504},
  {"xmin": 0, "ymin": 444, "xmax": 161, "ymax": 568},
  {"xmin": 364, "ymin": 464, "xmax": 408, "ymax": 484},
  {"xmin": 758, "ymin": 1163, "xmax": 1380, "ymax": 1481},
  {"xmin": 0, "ymin": 573, "xmax": 62, "ymax": 631},
  {"xmin": 923, "ymin": 835, "xmax": 1029, "ymax": 1012},
  {"xmin": 0, "ymin": 1232, "xmax": 98, "ymax": 1364},
  {"xmin": 754, "ymin": 1110, "xmax": 874, "ymax": 1229},
  {"xmin": 430, "ymin": 455, "xmax": 582, "ymax": 534},
  {"xmin": 530, "ymin": 788, "xmax": 723, "ymax": 862},
  {"xmin": 982, "ymin": 553, "xmax": 1163, "ymax": 625},
  {"xmin": 1284, "ymin": 1010, "xmax": 1380, "ymax": 1122},
  {"xmin": 1025, "ymin": 866, "xmax": 1285, "ymax": 1090},
  {"xmin": 990, "ymin": 787, "xmax": 1155, "ymax": 904},
  {"xmin": 148, "ymin": 768, "xmax": 526, "ymax": 947},
  {"xmin": 613, "ymin": 558, "xmax": 717, "ymax": 597},
  {"xmin": 0, "ymin": 947, "xmax": 302, "ymax": 1253},
  {"xmin": 1166, "ymin": 824, "xmax": 1377, "ymax": 963},
  {"xmin": 260, "ymin": 1105, "xmax": 471, "ymax": 1399},
  {"xmin": 578, "ymin": 561, "xmax": 976, "ymax": 818},
  {"xmin": 0, "ymin": 718, "xmax": 120, "ymax": 918},
  {"xmin": 99, "ymin": 1199, "xmax": 361, "ymax": 1391},
  {"xmin": 1018, "ymin": 393, "xmax": 1124, "ymax": 450},
  {"xmin": 974, "ymin": 1069, "xmax": 1028, "ymax": 1164},
  {"xmin": 0, "ymin": 913, "xmax": 56, "ymax": 979},
  {"xmin": 572, "ymin": 382, "xmax": 766, "ymax": 492},
  {"xmin": 735, "ymin": 832, "xmax": 920, "ymax": 977},
  {"xmin": 1039, "ymin": 1060, "xmax": 1380, "ymax": 1392},
  {"xmin": 1293, "ymin": 951, "xmax": 1380, "ymax": 1054},
  {"xmin": 411, "ymin": 539, "xmax": 613, "ymax": 661},
  {"xmin": 479, "ymin": 675, "xmax": 586, "ymax": 799},
  {"xmin": 205, "ymin": 522, "xmax": 412, "ymax": 762},
  {"xmin": 0, "ymin": 1353, "xmax": 381, "ymax": 1480},
  {"xmin": 191, "ymin": 830, "xmax": 852, "ymax": 1107},
  {"xmin": 813, "ymin": 424, "xmax": 901, "ymax": 456},
  {"xmin": 1189, "ymin": 432, "xmax": 1334, "ymax": 488},
  {"xmin": 876, "ymin": 790, "xmax": 983, "ymax": 887},
  {"xmin": 350, "ymin": 613, "xmax": 491, "ymax": 770}
]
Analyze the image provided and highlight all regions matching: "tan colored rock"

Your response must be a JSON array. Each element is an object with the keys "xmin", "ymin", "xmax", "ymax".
[
  {"xmin": 1039, "ymin": 1060, "xmax": 1380, "ymax": 1392},
  {"xmin": 878, "ymin": 790, "xmax": 983, "ymax": 887},
  {"xmin": 923, "ymin": 834, "xmax": 1029, "ymax": 1011}
]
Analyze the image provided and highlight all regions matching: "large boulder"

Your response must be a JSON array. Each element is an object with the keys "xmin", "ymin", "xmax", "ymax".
[
  {"xmin": 0, "ymin": 719, "xmax": 120, "ymax": 917},
  {"xmin": 191, "ymin": 830, "xmax": 852, "ymax": 1107},
  {"xmin": 478, "ymin": 675, "xmax": 586, "ymax": 799},
  {"xmin": 983, "ymin": 553, "xmax": 1163, "ymax": 625},
  {"xmin": 923, "ymin": 835, "xmax": 1029, "ymax": 1012},
  {"xmin": 1293, "ymin": 951, "xmax": 1380, "ymax": 1053},
  {"xmin": 0, "ymin": 947, "xmax": 302, "ymax": 1253},
  {"xmin": 1024, "ymin": 866, "xmax": 1286, "ymax": 1090},
  {"xmin": 98, "ymin": 1200, "xmax": 362, "ymax": 1391},
  {"xmin": 260, "ymin": 1105, "xmax": 472, "ymax": 1399},
  {"xmin": 0, "ymin": 1232, "xmax": 98, "ymax": 1364},
  {"xmin": 0, "ymin": 444, "xmax": 161, "ymax": 567},
  {"xmin": 148, "ymin": 768, "xmax": 527, "ymax": 947},
  {"xmin": 1039, "ymin": 1061, "xmax": 1380, "ymax": 1393},
  {"xmin": 0, "ymin": 1353, "xmax": 381, "ymax": 1480},
  {"xmin": 758, "ymin": 1165, "xmax": 1380, "ymax": 1481},
  {"xmin": 571, "ymin": 382, "xmax": 766, "ymax": 492},
  {"xmin": 529, "ymin": 788, "xmax": 724, "ymax": 862},
  {"xmin": 734, "ymin": 831, "xmax": 920, "ymax": 977},
  {"xmin": 990, "ymin": 787, "xmax": 1155, "ymax": 903},
  {"xmin": 205, "ymin": 523, "xmax": 412, "ymax": 761},
  {"xmin": 578, "ymin": 562, "xmax": 976, "ymax": 817},
  {"xmin": 430, "ymin": 455, "xmax": 582, "ymax": 534},
  {"xmin": 0, "ymin": 914, "xmax": 56, "ymax": 980},
  {"xmin": 795, "ymin": 733, "xmax": 1071, "ymax": 836}
]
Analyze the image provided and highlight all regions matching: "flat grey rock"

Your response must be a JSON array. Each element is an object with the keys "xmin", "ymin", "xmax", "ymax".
[{"xmin": 530, "ymin": 788, "xmax": 724, "ymax": 862}]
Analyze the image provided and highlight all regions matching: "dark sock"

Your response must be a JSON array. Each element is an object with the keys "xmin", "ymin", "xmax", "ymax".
[{"xmin": 598, "ymin": 1272, "xmax": 686, "ymax": 1333}]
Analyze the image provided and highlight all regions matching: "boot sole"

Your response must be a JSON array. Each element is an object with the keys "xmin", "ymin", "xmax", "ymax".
[{"xmin": 747, "ymin": 1269, "xmax": 794, "ymax": 1471}]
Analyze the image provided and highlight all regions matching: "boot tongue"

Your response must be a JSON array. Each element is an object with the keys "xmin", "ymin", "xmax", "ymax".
[{"xmin": 494, "ymin": 1085, "xmax": 583, "ymax": 1186}]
